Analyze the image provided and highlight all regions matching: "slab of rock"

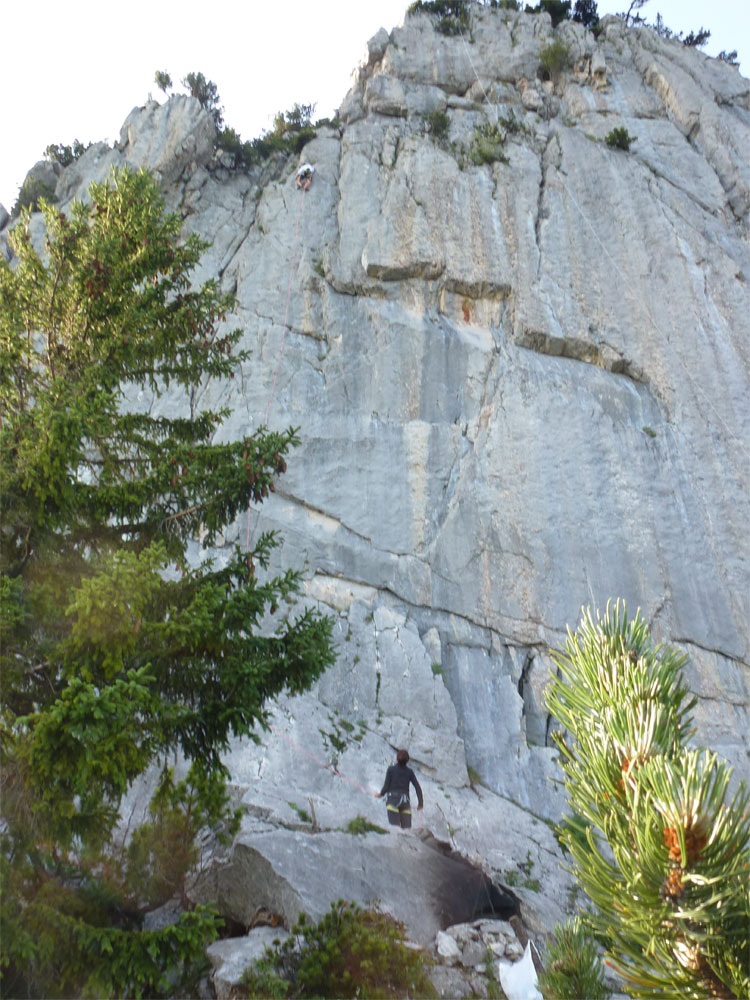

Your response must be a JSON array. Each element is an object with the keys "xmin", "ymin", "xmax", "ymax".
[
  {"xmin": 429, "ymin": 964, "xmax": 475, "ymax": 999},
  {"xmin": 191, "ymin": 827, "xmax": 518, "ymax": 947},
  {"xmin": 436, "ymin": 929, "xmax": 462, "ymax": 964},
  {"xmin": 207, "ymin": 926, "xmax": 289, "ymax": 1000},
  {"xmin": 117, "ymin": 95, "xmax": 216, "ymax": 183}
]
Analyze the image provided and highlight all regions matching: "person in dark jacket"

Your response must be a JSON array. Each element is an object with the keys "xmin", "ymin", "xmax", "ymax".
[{"xmin": 377, "ymin": 749, "xmax": 423, "ymax": 829}]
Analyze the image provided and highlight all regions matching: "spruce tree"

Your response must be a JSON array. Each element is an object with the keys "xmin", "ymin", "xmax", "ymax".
[
  {"xmin": 546, "ymin": 602, "xmax": 750, "ymax": 999},
  {"xmin": 0, "ymin": 166, "xmax": 335, "ymax": 996}
]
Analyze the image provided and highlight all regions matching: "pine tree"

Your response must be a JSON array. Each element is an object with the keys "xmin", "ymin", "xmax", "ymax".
[
  {"xmin": 545, "ymin": 602, "xmax": 750, "ymax": 999},
  {"xmin": 0, "ymin": 166, "xmax": 335, "ymax": 996}
]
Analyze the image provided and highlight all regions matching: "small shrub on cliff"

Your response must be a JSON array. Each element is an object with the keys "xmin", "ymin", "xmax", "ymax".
[
  {"xmin": 572, "ymin": 0, "xmax": 599, "ymax": 28},
  {"xmin": 182, "ymin": 70, "xmax": 224, "ymax": 128},
  {"xmin": 344, "ymin": 815, "xmax": 387, "ymax": 835},
  {"xmin": 216, "ymin": 102, "xmax": 319, "ymax": 170},
  {"xmin": 10, "ymin": 175, "xmax": 56, "ymax": 218},
  {"xmin": 717, "ymin": 49, "xmax": 739, "ymax": 66},
  {"xmin": 605, "ymin": 125, "xmax": 636, "ymax": 150},
  {"xmin": 682, "ymin": 27, "xmax": 711, "ymax": 47},
  {"xmin": 424, "ymin": 108, "xmax": 452, "ymax": 143},
  {"xmin": 154, "ymin": 69, "xmax": 173, "ymax": 93},
  {"xmin": 44, "ymin": 138, "xmax": 90, "ymax": 166},
  {"xmin": 525, "ymin": 0, "xmax": 571, "ymax": 28},
  {"xmin": 240, "ymin": 902, "xmax": 436, "ymax": 999},
  {"xmin": 539, "ymin": 38, "xmax": 572, "ymax": 80},
  {"xmin": 407, "ymin": 0, "xmax": 471, "ymax": 36},
  {"xmin": 470, "ymin": 121, "xmax": 510, "ymax": 165}
]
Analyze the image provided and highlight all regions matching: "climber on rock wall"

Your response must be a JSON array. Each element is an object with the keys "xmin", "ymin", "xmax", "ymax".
[
  {"xmin": 377, "ymin": 748, "xmax": 424, "ymax": 829},
  {"xmin": 296, "ymin": 163, "xmax": 314, "ymax": 190}
]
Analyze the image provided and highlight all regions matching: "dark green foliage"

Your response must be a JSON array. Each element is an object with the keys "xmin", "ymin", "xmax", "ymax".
[
  {"xmin": 0, "ymin": 859, "xmax": 220, "ymax": 999},
  {"xmin": 605, "ymin": 125, "xmax": 636, "ymax": 150},
  {"xmin": 683, "ymin": 27, "xmax": 710, "ymax": 47},
  {"xmin": 525, "ymin": 0, "xmax": 571, "ymax": 28},
  {"xmin": 154, "ymin": 70, "xmax": 172, "ymax": 94},
  {"xmin": 524, "ymin": 0, "xmax": 598, "ymax": 28},
  {"xmin": 651, "ymin": 14, "xmax": 711, "ymax": 47},
  {"xmin": 344, "ymin": 815, "xmax": 387, "ymax": 835},
  {"xmin": 215, "ymin": 126, "xmax": 256, "ymax": 169},
  {"xmin": 272, "ymin": 102, "xmax": 315, "ymax": 136},
  {"xmin": 240, "ymin": 902, "xmax": 436, "ymax": 999},
  {"xmin": 407, "ymin": 0, "xmax": 471, "ymax": 36},
  {"xmin": 717, "ymin": 50, "xmax": 739, "ymax": 66},
  {"xmin": 0, "ymin": 166, "xmax": 335, "ymax": 996},
  {"xmin": 545, "ymin": 602, "xmax": 750, "ymax": 999},
  {"xmin": 10, "ymin": 176, "xmax": 57, "ymax": 219},
  {"xmin": 539, "ymin": 38, "xmax": 572, "ymax": 80},
  {"xmin": 572, "ymin": 0, "xmax": 598, "ymax": 28},
  {"xmin": 215, "ymin": 103, "xmax": 319, "ymax": 171},
  {"xmin": 44, "ymin": 139, "xmax": 90, "ymax": 167},
  {"xmin": 424, "ymin": 109, "xmax": 451, "ymax": 143},
  {"xmin": 126, "ymin": 764, "xmax": 240, "ymax": 909},
  {"xmin": 182, "ymin": 71, "xmax": 224, "ymax": 129},
  {"xmin": 538, "ymin": 918, "xmax": 611, "ymax": 1000}
]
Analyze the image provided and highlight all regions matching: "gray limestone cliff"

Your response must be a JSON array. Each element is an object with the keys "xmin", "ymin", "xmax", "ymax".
[{"xmin": 4, "ymin": 5, "xmax": 749, "ymax": 961}]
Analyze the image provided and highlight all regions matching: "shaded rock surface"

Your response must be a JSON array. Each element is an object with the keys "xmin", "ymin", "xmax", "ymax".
[
  {"xmin": 191, "ymin": 827, "xmax": 519, "ymax": 947},
  {"xmin": 208, "ymin": 926, "xmax": 289, "ymax": 1000},
  {"xmin": 5, "ymin": 1, "xmax": 750, "ymax": 972}
]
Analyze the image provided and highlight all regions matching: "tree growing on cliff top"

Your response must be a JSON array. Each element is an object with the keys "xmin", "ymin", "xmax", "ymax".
[
  {"xmin": 182, "ymin": 70, "xmax": 224, "ymax": 129},
  {"xmin": 0, "ymin": 166, "xmax": 335, "ymax": 996},
  {"xmin": 546, "ymin": 602, "xmax": 750, "ymax": 999}
]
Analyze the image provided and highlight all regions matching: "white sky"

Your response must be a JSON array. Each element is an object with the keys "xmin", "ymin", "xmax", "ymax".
[{"xmin": 1, "ymin": 0, "xmax": 747, "ymax": 212}]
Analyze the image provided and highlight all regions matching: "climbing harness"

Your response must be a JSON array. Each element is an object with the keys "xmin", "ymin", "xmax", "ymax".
[{"xmin": 269, "ymin": 721, "xmax": 425, "ymax": 827}]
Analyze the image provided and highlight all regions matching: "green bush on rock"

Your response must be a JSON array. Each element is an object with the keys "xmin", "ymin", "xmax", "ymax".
[
  {"xmin": 240, "ymin": 902, "xmax": 436, "ymax": 999},
  {"xmin": 605, "ymin": 126, "xmax": 637, "ymax": 150}
]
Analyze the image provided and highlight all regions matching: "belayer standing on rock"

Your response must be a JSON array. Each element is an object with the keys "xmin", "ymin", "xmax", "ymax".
[{"xmin": 377, "ymin": 749, "xmax": 423, "ymax": 829}]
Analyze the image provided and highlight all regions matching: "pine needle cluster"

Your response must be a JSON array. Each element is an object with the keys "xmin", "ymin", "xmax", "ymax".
[{"xmin": 546, "ymin": 601, "xmax": 750, "ymax": 999}]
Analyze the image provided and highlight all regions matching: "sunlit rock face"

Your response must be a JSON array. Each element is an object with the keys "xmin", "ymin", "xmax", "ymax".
[{"xmin": 11, "ymin": 4, "xmax": 749, "ymax": 944}]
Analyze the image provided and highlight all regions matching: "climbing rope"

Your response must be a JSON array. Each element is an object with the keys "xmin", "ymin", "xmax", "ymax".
[
  {"xmin": 263, "ymin": 188, "xmax": 308, "ymax": 427},
  {"xmin": 458, "ymin": 21, "xmax": 500, "ymax": 127},
  {"xmin": 270, "ymin": 721, "xmax": 425, "ymax": 829},
  {"xmin": 244, "ymin": 185, "xmax": 308, "ymax": 554},
  {"xmin": 270, "ymin": 722, "xmax": 378, "ymax": 799}
]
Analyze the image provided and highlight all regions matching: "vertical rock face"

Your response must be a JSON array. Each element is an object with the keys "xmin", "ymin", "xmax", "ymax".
[{"xmin": 7, "ymin": 6, "xmax": 749, "ymax": 942}]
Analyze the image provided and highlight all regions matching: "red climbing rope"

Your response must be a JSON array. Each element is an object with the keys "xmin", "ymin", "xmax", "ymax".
[{"xmin": 270, "ymin": 722, "xmax": 377, "ymax": 799}]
